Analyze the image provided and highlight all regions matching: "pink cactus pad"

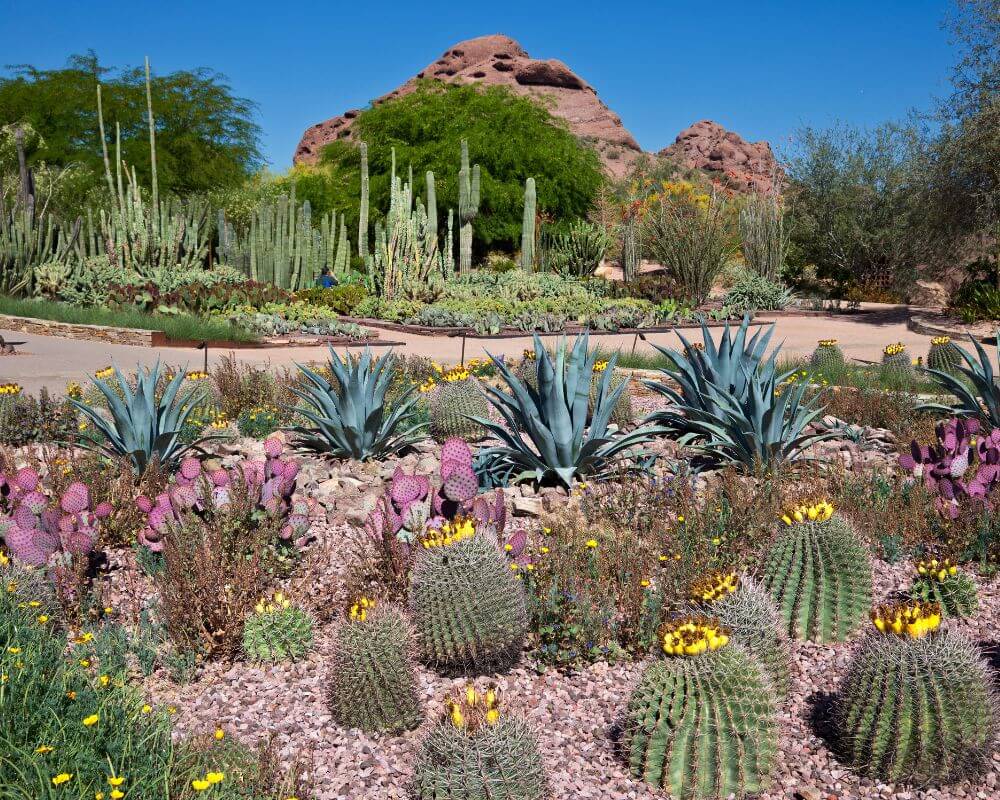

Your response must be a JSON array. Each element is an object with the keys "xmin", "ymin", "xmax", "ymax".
[
  {"xmin": 14, "ymin": 467, "xmax": 40, "ymax": 492},
  {"xmin": 440, "ymin": 437, "xmax": 474, "ymax": 470},
  {"xmin": 60, "ymin": 482, "xmax": 90, "ymax": 514},
  {"xmin": 210, "ymin": 469, "xmax": 231, "ymax": 487},
  {"xmin": 263, "ymin": 436, "xmax": 283, "ymax": 459},
  {"xmin": 13, "ymin": 504, "xmax": 38, "ymax": 530},
  {"xmin": 94, "ymin": 502, "xmax": 113, "ymax": 519},
  {"xmin": 22, "ymin": 491, "xmax": 48, "ymax": 516},
  {"xmin": 441, "ymin": 465, "xmax": 478, "ymax": 503},
  {"xmin": 179, "ymin": 457, "xmax": 202, "ymax": 481}
]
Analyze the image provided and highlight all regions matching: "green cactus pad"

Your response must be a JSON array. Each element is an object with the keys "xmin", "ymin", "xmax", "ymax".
[
  {"xmin": 328, "ymin": 605, "xmax": 423, "ymax": 734},
  {"xmin": 835, "ymin": 629, "xmax": 997, "ymax": 785},
  {"xmin": 409, "ymin": 531, "xmax": 528, "ymax": 674},
  {"xmin": 429, "ymin": 378, "xmax": 489, "ymax": 443},
  {"xmin": 760, "ymin": 512, "xmax": 872, "ymax": 643},
  {"xmin": 622, "ymin": 642, "xmax": 779, "ymax": 798}
]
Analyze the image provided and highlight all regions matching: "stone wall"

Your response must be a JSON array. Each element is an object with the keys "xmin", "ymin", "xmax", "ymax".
[{"xmin": 0, "ymin": 314, "xmax": 155, "ymax": 347}]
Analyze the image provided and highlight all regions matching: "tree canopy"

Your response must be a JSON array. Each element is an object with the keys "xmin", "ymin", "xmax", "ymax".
[
  {"xmin": 315, "ymin": 81, "xmax": 605, "ymax": 253},
  {"xmin": 0, "ymin": 52, "xmax": 263, "ymax": 200}
]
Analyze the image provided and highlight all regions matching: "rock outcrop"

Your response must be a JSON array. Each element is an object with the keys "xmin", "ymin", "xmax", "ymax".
[
  {"xmin": 658, "ymin": 120, "xmax": 781, "ymax": 193},
  {"xmin": 294, "ymin": 34, "xmax": 643, "ymax": 178}
]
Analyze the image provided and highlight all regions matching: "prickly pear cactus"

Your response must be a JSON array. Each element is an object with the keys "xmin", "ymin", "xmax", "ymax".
[
  {"xmin": 687, "ymin": 572, "xmax": 792, "ymax": 698},
  {"xmin": 409, "ymin": 519, "xmax": 528, "ymax": 673},
  {"xmin": 908, "ymin": 557, "xmax": 978, "ymax": 617},
  {"xmin": 880, "ymin": 342, "xmax": 913, "ymax": 380},
  {"xmin": 242, "ymin": 591, "xmax": 313, "ymax": 663},
  {"xmin": 328, "ymin": 599, "xmax": 423, "ymax": 734},
  {"xmin": 412, "ymin": 684, "xmax": 547, "ymax": 800},
  {"xmin": 809, "ymin": 339, "xmax": 845, "ymax": 373},
  {"xmin": 927, "ymin": 336, "xmax": 965, "ymax": 375},
  {"xmin": 760, "ymin": 502, "xmax": 872, "ymax": 643},
  {"xmin": 835, "ymin": 602, "xmax": 997, "ymax": 785},
  {"xmin": 590, "ymin": 361, "xmax": 632, "ymax": 428},
  {"xmin": 429, "ymin": 371, "xmax": 489, "ymax": 443},
  {"xmin": 621, "ymin": 617, "xmax": 778, "ymax": 798}
]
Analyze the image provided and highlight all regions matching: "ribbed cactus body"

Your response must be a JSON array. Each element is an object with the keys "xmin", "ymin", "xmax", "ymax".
[
  {"xmin": 429, "ymin": 379, "xmax": 489, "ymax": 442},
  {"xmin": 880, "ymin": 349, "xmax": 913, "ymax": 380},
  {"xmin": 688, "ymin": 577, "xmax": 792, "ymax": 698},
  {"xmin": 809, "ymin": 342, "xmax": 845, "ymax": 372},
  {"xmin": 520, "ymin": 178, "xmax": 536, "ymax": 271},
  {"xmin": 409, "ymin": 532, "xmax": 528, "ymax": 673},
  {"xmin": 329, "ymin": 606, "xmax": 423, "ymax": 734},
  {"xmin": 909, "ymin": 573, "xmax": 978, "ymax": 618},
  {"xmin": 927, "ymin": 339, "xmax": 965, "ymax": 375},
  {"xmin": 835, "ymin": 630, "xmax": 997, "ymax": 785},
  {"xmin": 242, "ymin": 604, "xmax": 314, "ymax": 663},
  {"xmin": 622, "ymin": 643, "xmax": 778, "ymax": 798},
  {"xmin": 412, "ymin": 716, "xmax": 547, "ymax": 800},
  {"xmin": 760, "ymin": 514, "xmax": 872, "ymax": 642}
]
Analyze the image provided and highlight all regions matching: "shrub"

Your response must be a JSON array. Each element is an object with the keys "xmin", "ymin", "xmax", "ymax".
[
  {"xmin": 0, "ymin": 386, "xmax": 77, "ymax": 446},
  {"xmin": 950, "ymin": 280, "xmax": 1000, "ymax": 323},
  {"xmin": 739, "ymin": 191, "xmax": 788, "ymax": 281},
  {"xmin": 211, "ymin": 355, "xmax": 292, "ymax": 421},
  {"xmin": 722, "ymin": 270, "xmax": 794, "ymax": 315},
  {"xmin": 328, "ymin": 600, "xmax": 423, "ymax": 734},
  {"xmin": 242, "ymin": 590, "xmax": 314, "ymax": 662},
  {"xmin": 294, "ymin": 284, "xmax": 369, "ymax": 315},
  {"xmin": 237, "ymin": 405, "xmax": 283, "ymax": 438}
]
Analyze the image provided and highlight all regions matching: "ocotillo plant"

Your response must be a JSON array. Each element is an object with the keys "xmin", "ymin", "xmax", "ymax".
[
  {"xmin": 520, "ymin": 177, "xmax": 536, "ymax": 271},
  {"xmin": 458, "ymin": 139, "xmax": 480, "ymax": 274},
  {"xmin": 359, "ymin": 141, "xmax": 370, "ymax": 261}
]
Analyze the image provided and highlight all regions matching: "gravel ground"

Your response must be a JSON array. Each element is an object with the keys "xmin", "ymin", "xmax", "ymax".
[{"xmin": 138, "ymin": 524, "xmax": 1000, "ymax": 800}]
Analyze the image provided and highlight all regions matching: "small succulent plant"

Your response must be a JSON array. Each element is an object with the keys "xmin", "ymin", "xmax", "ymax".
[
  {"xmin": 908, "ymin": 557, "xmax": 978, "ymax": 617},
  {"xmin": 242, "ymin": 590, "xmax": 313, "ymax": 663},
  {"xmin": 809, "ymin": 339, "xmax": 845, "ymax": 372},
  {"xmin": 898, "ymin": 417, "xmax": 1000, "ymax": 518}
]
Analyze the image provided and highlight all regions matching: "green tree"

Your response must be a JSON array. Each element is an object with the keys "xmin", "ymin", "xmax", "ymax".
[
  {"xmin": 316, "ymin": 82, "xmax": 605, "ymax": 255},
  {"xmin": 0, "ymin": 52, "xmax": 262, "ymax": 204}
]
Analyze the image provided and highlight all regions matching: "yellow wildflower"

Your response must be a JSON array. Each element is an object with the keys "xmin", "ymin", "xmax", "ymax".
[
  {"xmin": 83, "ymin": 714, "xmax": 99, "ymax": 727},
  {"xmin": 52, "ymin": 773, "xmax": 72, "ymax": 786}
]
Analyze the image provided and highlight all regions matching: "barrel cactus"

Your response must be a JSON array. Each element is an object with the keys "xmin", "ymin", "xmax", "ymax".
[
  {"xmin": 621, "ymin": 617, "xmax": 779, "ymax": 798},
  {"xmin": 412, "ymin": 684, "xmax": 547, "ymax": 800},
  {"xmin": 908, "ymin": 557, "xmax": 978, "ymax": 617},
  {"xmin": 881, "ymin": 342, "xmax": 914, "ymax": 380},
  {"xmin": 760, "ymin": 502, "xmax": 872, "ymax": 643},
  {"xmin": 927, "ymin": 336, "xmax": 965, "ymax": 375},
  {"xmin": 328, "ymin": 598, "xmax": 423, "ymax": 734},
  {"xmin": 809, "ymin": 339, "xmax": 845, "ymax": 373},
  {"xmin": 409, "ymin": 518, "xmax": 528, "ymax": 674},
  {"xmin": 687, "ymin": 572, "xmax": 792, "ymax": 698},
  {"xmin": 429, "ymin": 367, "xmax": 489, "ymax": 443},
  {"xmin": 513, "ymin": 349, "xmax": 537, "ymax": 389},
  {"xmin": 834, "ymin": 601, "xmax": 997, "ymax": 785},
  {"xmin": 590, "ymin": 360, "xmax": 632, "ymax": 428},
  {"xmin": 242, "ymin": 591, "xmax": 313, "ymax": 663}
]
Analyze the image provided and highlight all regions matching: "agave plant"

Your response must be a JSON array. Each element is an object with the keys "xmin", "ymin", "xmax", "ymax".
[
  {"xmin": 288, "ymin": 347, "xmax": 426, "ymax": 459},
  {"xmin": 643, "ymin": 316, "xmax": 835, "ymax": 470},
  {"xmin": 918, "ymin": 333, "xmax": 1000, "ymax": 427},
  {"xmin": 71, "ymin": 362, "xmax": 212, "ymax": 473},
  {"xmin": 474, "ymin": 333, "xmax": 661, "ymax": 487}
]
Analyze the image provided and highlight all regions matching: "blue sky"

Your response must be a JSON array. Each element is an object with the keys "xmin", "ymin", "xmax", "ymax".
[{"xmin": 1, "ymin": 1, "xmax": 957, "ymax": 169}]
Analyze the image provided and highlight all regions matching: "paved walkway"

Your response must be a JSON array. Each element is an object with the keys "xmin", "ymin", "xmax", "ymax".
[{"xmin": 0, "ymin": 307, "xmax": 941, "ymax": 396}]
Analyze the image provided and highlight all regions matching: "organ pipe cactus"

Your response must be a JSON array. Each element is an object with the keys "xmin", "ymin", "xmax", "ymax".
[
  {"xmin": 329, "ymin": 598, "xmax": 423, "ymax": 734},
  {"xmin": 908, "ymin": 557, "xmax": 978, "ymax": 617},
  {"xmin": 760, "ymin": 502, "xmax": 872, "ymax": 642},
  {"xmin": 621, "ymin": 617, "xmax": 779, "ymax": 798},
  {"xmin": 834, "ymin": 602, "xmax": 998, "ymax": 785},
  {"xmin": 898, "ymin": 417, "xmax": 1000, "ymax": 519}
]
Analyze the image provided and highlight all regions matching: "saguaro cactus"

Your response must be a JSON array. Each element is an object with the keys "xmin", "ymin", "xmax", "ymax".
[
  {"xmin": 426, "ymin": 170, "xmax": 438, "ymax": 251},
  {"xmin": 520, "ymin": 177, "xmax": 536, "ymax": 271},
  {"xmin": 359, "ymin": 141, "xmax": 370, "ymax": 261},
  {"xmin": 458, "ymin": 139, "xmax": 480, "ymax": 274}
]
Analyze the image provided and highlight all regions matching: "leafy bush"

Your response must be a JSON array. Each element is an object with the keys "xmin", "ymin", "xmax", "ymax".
[
  {"xmin": 294, "ymin": 283, "xmax": 369, "ymax": 314},
  {"xmin": 107, "ymin": 279, "xmax": 288, "ymax": 316},
  {"xmin": 722, "ymin": 270, "xmax": 794, "ymax": 315}
]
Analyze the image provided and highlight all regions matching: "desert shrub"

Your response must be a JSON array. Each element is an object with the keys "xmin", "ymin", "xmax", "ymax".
[
  {"xmin": 211, "ymin": 356, "xmax": 293, "ymax": 421},
  {"xmin": 722, "ymin": 269, "xmax": 794, "ymax": 314},
  {"xmin": 610, "ymin": 273, "xmax": 683, "ymax": 305},
  {"xmin": 0, "ymin": 386, "xmax": 77, "ymax": 446},
  {"xmin": 818, "ymin": 385, "xmax": 936, "ymax": 444},
  {"xmin": 236, "ymin": 405, "xmax": 283, "ymax": 438},
  {"xmin": 295, "ymin": 284, "xmax": 369, "ymax": 315}
]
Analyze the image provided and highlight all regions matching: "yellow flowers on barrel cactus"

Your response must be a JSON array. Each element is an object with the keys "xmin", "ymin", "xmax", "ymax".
[
  {"xmin": 869, "ymin": 599, "xmax": 942, "ymax": 639},
  {"xmin": 908, "ymin": 557, "xmax": 978, "ymax": 617},
  {"xmin": 660, "ymin": 617, "xmax": 730, "ymax": 657}
]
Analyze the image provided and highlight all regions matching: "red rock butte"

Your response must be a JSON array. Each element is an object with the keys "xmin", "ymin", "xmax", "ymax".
[{"xmin": 294, "ymin": 34, "xmax": 779, "ymax": 187}]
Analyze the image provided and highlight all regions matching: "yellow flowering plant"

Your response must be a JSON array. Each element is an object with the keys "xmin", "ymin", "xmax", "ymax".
[{"xmin": 660, "ymin": 617, "xmax": 730, "ymax": 657}]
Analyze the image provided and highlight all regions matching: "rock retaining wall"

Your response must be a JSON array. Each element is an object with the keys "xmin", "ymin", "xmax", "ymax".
[{"xmin": 0, "ymin": 314, "xmax": 156, "ymax": 346}]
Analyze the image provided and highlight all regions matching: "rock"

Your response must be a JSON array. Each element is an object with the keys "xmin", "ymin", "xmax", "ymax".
[
  {"xmin": 909, "ymin": 280, "xmax": 949, "ymax": 308},
  {"xmin": 659, "ymin": 120, "xmax": 781, "ymax": 193},
  {"xmin": 512, "ymin": 496, "xmax": 543, "ymax": 517}
]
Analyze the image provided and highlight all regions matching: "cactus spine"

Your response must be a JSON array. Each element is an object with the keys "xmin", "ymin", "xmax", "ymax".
[
  {"xmin": 328, "ymin": 602, "xmax": 423, "ymax": 734},
  {"xmin": 760, "ymin": 503, "xmax": 872, "ymax": 643},
  {"xmin": 358, "ymin": 141, "xmax": 369, "ymax": 261},
  {"xmin": 458, "ymin": 139, "xmax": 480, "ymax": 274},
  {"xmin": 927, "ymin": 336, "xmax": 965, "ymax": 375},
  {"xmin": 429, "ymin": 376, "xmax": 490, "ymax": 442},
  {"xmin": 520, "ymin": 177, "xmax": 536, "ymax": 271}
]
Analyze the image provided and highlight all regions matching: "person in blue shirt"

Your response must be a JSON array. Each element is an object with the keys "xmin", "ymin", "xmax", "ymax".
[{"xmin": 318, "ymin": 266, "xmax": 338, "ymax": 289}]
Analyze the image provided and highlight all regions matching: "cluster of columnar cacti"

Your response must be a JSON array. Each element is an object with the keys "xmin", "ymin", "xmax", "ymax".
[
  {"xmin": 409, "ymin": 516, "xmax": 529, "ymax": 673},
  {"xmin": 429, "ymin": 366, "xmax": 490, "ymax": 442},
  {"xmin": 520, "ymin": 177, "xmax": 536, "ymax": 271},
  {"xmin": 0, "ymin": 468, "xmax": 110, "ymax": 566},
  {"xmin": 687, "ymin": 572, "xmax": 792, "ymax": 698},
  {"xmin": 927, "ymin": 335, "xmax": 965, "ymax": 375},
  {"xmin": 218, "ymin": 183, "xmax": 347, "ymax": 291},
  {"xmin": 358, "ymin": 141, "xmax": 370, "ymax": 261},
  {"xmin": 328, "ymin": 597, "xmax": 424, "ymax": 734},
  {"xmin": 809, "ymin": 339, "xmax": 845, "ymax": 372},
  {"xmin": 881, "ymin": 342, "xmax": 914, "ymax": 379},
  {"xmin": 621, "ymin": 617, "xmax": 779, "ymax": 798},
  {"xmin": 135, "ymin": 435, "xmax": 312, "ymax": 551},
  {"xmin": 242, "ymin": 590, "xmax": 314, "ymax": 662},
  {"xmin": 760, "ymin": 502, "xmax": 872, "ymax": 642},
  {"xmin": 834, "ymin": 601, "xmax": 997, "ymax": 785},
  {"xmin": 908, "ymin": 557, "xmax": 978, "ymax": 617},
  {"xmin": 412, "ymin": 683, "xmax": 547, "ymax": 800}
]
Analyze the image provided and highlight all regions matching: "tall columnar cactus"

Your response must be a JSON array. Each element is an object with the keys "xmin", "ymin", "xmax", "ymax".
[
  {"xmin": 329, "ymin": 599, "xmax": 423, "ymax": 734},
  {"xmin": 835, "ymin": 602, "xmax": 997, "ymax": 785},
  {"xmin": 429, "ymin": 368, "xmax": 490, "ymax": 442},
  {"xmin": 425, "ymin": 171, "xmax": 438, "ymax": 256},
  {"xmin": 927, "ymin": 336, "xmax": 965, "ymax": 375},
  {"xmin": 409, "ymin": 519, "xmax": 528, "ymax": 673},
  {"xmin": 241, "ymin": 590, "xmax": 314, "ymax": 663},
  {"xmin": 412, "ymin": 684, "xmax": 547, "ymax": 800},
  {"xmin": 881, "ymin": 342, "xmax": 913, "ymax": 380},
  {"xmin": 457, "ymin": 139, "xmax": 481, "ymax": 274},
  {"xmin": 760, "ymin": 502, "xmax": 872, "ymax": 643},
  {"xmin": 621, "ymin": 617, "xmax": 779, "ymax": 798},
  {"xmin": 908, "ymin": 557, "xmax": 978, "ymax": 617},
  {"xmin": 687, "ymin": 573, "xmax": 792, "ymax": 698},
  {"xmin": 809, "ymin": 339, "xmax": 845, "ymax": 373},
  {"xmin": 359, "ymin": 141, "xmax": 370, "ymax": 261},
  {"xmin": 520, "ymin": 177, "xmax": 536, "ymax": 271}
]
